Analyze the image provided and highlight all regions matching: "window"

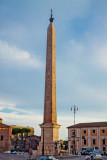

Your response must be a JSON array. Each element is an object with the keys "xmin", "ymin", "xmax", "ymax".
[
  {"xmin": 84, "ymin": 139, "xmax": 86, "ymax": 145},
  {"xmin": 103, "ymin": 139, "xmax": 105, "ymax": 145},
  {"xmin": 72, "ymin": 130, "xmax": 75, "ymax": 136},
  {"xmin": 93, "ymin": 139, "xmax": 96, "ymax": 145},
  {"xmin": 102, "ymin": 129, "xmax": 105, "ymax": 133},
  {"xmin": 93, "ymin": 130, "xmax": 95, "ymax": 134},
  {"xmin": 103, "ymin": 147, "xmax": 106, "ymax": 151},
  {"xmin": 72, "ymin": 140, "xmax": 75, "ymax": 145},
  {"xmin": 1, "ymin": 135, "xmax": 3, "ymax": 141},
  {"xmin": 84, "ymin": 130, "xmax": 86, "ymax": 134}
]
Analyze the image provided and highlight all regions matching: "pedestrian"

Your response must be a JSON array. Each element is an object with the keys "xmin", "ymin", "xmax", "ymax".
[{"xmin": 29, "ymin": 148, "xmax": 32, "ymax": 158}]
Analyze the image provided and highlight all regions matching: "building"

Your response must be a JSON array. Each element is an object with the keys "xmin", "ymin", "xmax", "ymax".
[
  {"xmin": 37, "ymin": 10, "xmax": 61, "ymax": 156},
  {"xmin": 0, "ymin": 118, "xmax": 35, "ymax": 152},
  {"xmin": 0, "ymin": 118, "xmax": 12, "ymax": 152},
  {"xmin": 25, "ymin": 135, "xmax": 41, "ymax": 151},
  {"xmin": 68, "ymin": 122, "xmax": 107, "ymax": 152}
]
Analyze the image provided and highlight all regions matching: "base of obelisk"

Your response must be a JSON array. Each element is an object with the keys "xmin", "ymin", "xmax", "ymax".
[{"xmin": 37, "ymin": 123, "xmax": 61, "ymax": 156}]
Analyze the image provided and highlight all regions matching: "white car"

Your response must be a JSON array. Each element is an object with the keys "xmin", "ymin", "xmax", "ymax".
[
  {"xmin": 4, "ymin": 150, "xmax": 11, "ymax": 154},
  {"xmin": 11, "ymin": 151, "xmax": 17, "ymax": 154},
  {"xmin": 86, "ymin": 153, "xmax": 102, "ymax": 160},
  {"xmin": 48, "ymin": 156, "xmax": 58, "ymax": 160}
]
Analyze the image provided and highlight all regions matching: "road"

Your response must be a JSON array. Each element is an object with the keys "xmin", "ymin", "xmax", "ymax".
[
  {"xmin": 0, "ymin": 153, "xmax": 28, "ymax": 160},
  {"xmin": 59, "ymin": 155, "xmax": 107, "ymax": 160},
  {"xmin": 0, "ymin": 154, "xmax": 107, "ymax": 160}
]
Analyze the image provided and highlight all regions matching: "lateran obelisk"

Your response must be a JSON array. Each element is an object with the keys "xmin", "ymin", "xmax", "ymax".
[{"xmin": 37, "ymin": 10, "xmax": 61, "ymax": 156}]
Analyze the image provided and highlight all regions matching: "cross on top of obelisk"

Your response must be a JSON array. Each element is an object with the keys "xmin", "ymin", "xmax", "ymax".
[{"xmin": 49, "ymin": 9, "xmax": 54, "ymax": 22}]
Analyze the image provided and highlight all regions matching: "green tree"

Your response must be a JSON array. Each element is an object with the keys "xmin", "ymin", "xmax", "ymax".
[
  {"xmin": 24, "ymin": 128, "xmax": 31, "ymax": 137},
  {"xmin": 63, "ymin": 140, "xmax": 68, "ymax": 150},
  {"xmin": 12, "ymin": 128, "xmax": 21, "ymax": 150},
  {"xmin": 20, "ymin": 128, "xmax": 31, "ymax": 148},
  {"xmin": 12, "ymin": 128, "xmax": 31, "ymax": 150},
  {"xmin": 12, "ymin": 128, "xmax": 21, "ymax": 135}
]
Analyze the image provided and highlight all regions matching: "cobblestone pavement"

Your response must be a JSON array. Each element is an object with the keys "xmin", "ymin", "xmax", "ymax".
[
  {"xmin": 59, "ymin": 155, "xmax": 107, "ymax": 160},
  {"xmin": 0, "ymin": 153, "xmax": 30, "ymax": 160},
  {"xmin": 0, "ymin": 154, "xmax": 107, "ymax": 160}
]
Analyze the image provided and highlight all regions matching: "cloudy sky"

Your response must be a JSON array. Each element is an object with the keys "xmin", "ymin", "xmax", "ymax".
[{"xmin": 0, "ymin": 0, "xmax": 107, "ymax": 139}]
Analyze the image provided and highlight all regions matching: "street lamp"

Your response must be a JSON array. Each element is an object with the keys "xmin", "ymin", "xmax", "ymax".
[
  {"xmin": 71, "ymin": 105, "xmax": 78, "ymax": 155},
  {"xmin": 71, "ymin": 105, "xmax": 78, "ymax": 125}
]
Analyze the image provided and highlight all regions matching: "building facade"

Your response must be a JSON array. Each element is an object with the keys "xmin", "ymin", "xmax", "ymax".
[
  {"xmin": 68, "ymin": 122, "xmax": 107, "ymax": 152},
  {"xmin": 25, "ymin": 135, "xmax": 41, "ymax": 151},
  {"xmin": 0, "ymin": 118, "xmax": 12, "ymax": 152}
]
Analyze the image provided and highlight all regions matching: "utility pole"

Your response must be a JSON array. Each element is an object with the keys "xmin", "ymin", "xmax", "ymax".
[{"xmin": 71, "ymin": 105, "xmax": 78, "ymax": 155}]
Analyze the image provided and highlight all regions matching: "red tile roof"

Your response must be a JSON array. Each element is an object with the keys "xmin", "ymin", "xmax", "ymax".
[
  {"xmin": 0, "ymin": 123, "xmax": 10, "ymax": 128},
  {"xmin": 67, "ymin": 122, "xmax": 107, "ymax": 128}
]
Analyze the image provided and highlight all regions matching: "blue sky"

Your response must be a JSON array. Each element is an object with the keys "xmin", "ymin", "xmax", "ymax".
[{"xmin": 0, "ymin": 0, "xmax": 107, "ymax": 139}]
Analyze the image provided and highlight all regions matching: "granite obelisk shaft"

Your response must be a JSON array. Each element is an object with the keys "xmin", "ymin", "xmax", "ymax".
[
  {"xmin": 37, "ymin": 11, "xmax": 60, "ymax": 156},
  {"xmin": 44, "ymin": 22, "xmax": 57, "ymax": 124}
]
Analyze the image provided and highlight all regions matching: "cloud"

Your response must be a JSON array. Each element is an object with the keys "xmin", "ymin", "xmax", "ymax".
[
  {"xmin": 94, "ymin": 46, "xmax": 107, "ymax": 71},
  {"xmin": 78, "ymin": 85, "xmax": 107, "ymax": 105},
  {"xmin": 66, "ymin": 39, "xmax": 86, "ymax": 56},
  {"xmin": 0, "ymin": 100, "xmax": 37, "ymax": 115},
  {"xmin": 0, "ymin": 40, "xmax": 42, "ymax": 69},
  {"xmin": 0, "ymin": 101, "xmax": 15, "ymax": 111}
]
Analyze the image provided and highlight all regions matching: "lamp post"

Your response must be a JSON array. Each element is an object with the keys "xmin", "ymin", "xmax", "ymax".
[
  {"xmin": 71, "ymin": 105, "xmax": 78, "ymax": 125},
  {"xmin": 71, "ymin": 105, "xmax": 78, "ymax": 155}
]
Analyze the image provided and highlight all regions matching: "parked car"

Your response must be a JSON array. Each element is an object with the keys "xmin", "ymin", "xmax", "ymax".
[
  {"xmin": 48, "ymin": 156, "xmax": 58, "ymax": 160},
  {"xmin": 11, "ymin": 151, "xmax": 17, "ymax": 154},
  {"xmin": 38, "ymin": 156, "xmax": 49, "ymax": 160},
  {"xmin": 75, "ymin": 150, "xmax": 81, "ymax": 155},
  {"xmin": 38, "ymin": 156, "xmax": 58, "ymax": 160},
  {"xmin": 81, "ymin": 150, "xmax": 86, "ymax": 155},
  {"xmin": 86, "ymin": 153, "xmax": 102, "ymax": 160},
  {"xmin": 4, "ymin": 150, "xmax": 11, "ymax": 154},
  {"xmin": 101, "ymin": 151, "xmax": 107, "ymax": 155}
]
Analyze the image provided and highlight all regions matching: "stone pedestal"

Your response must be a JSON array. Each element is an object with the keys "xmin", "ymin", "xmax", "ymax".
[{"xmin": 37, "ymin": 123, "xmax": 60, "ymax": 156}]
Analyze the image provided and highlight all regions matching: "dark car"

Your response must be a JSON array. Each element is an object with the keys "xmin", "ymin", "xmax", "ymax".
[
  {"xmin": 38, "ymin": 156, "xmax": 58, "ymax": 160},
  {"xmin": 38, "ymin": 156, "xmax": 49, "ymax": 160}
]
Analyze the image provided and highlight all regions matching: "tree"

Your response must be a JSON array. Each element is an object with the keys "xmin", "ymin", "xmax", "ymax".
[
  {"xmin": 12, "ymin": 128, "xmax": 21, "ymax": 150},
  {"xmin": 63, "ymin": 140, "xmax": 68, "ymax": 150},
  {"xmin": 12, "ymin": 128, "xmax": 31, "ymax": 150},
  {"xmin": 20, "ymin": 128, "xmax": 31, "ymax": 148},
  {"xmin": 12, "ymin": 128, "xmax": 21, "ymax": 135}
]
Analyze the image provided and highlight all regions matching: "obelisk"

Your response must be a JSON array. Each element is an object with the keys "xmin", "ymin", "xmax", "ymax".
[{"xmin": 37, "ymin": 10, "xmax": 61, "ymax": 156}]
